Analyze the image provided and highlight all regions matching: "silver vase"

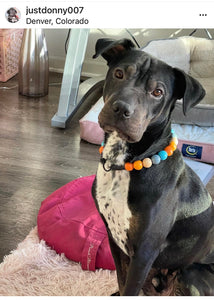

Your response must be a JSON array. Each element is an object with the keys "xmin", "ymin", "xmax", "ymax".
[{"xmin": 19, "ymin": 29, "xmax": 49, "ymax": 97}]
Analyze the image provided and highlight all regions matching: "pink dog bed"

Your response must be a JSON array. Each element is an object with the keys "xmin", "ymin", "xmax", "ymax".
[{"xmin": 37, "ymin": 175, "xmax": 115, "ymax": 271}]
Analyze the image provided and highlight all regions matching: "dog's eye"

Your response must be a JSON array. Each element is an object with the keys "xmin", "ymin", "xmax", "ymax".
[
  {"xmin": 152, "ymin": 89, "xmax": 163, "ymax": 97},
  {"xmin": 114, "ymin": 69, "xmax": 124, "ymax": 80}
]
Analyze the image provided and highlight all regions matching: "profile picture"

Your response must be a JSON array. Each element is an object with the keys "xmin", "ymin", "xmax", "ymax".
[{"xmin": 6, "ymin": 7, "xmax": 21, "ymax": 23}]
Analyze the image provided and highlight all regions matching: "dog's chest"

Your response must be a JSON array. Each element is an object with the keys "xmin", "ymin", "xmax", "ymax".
[{"xmin": 96, "ymin": 133, "xmax": 132, "ymax": 255}]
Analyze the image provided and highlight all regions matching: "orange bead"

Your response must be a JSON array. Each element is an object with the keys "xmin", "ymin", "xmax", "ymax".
[
  {"xmin": 142, "ymin": 158, "xmax": 152, "ymax": 168},
  {"xmin": 164, "ymin": 146, "xmax": 173, "ymax": 156},
  {"xmin": 170, "ymin": 141, "xmax": 177, "ymax": 151},
  {"xmin": 125, "ymin": 162, "xmax": 134, "ymax": 171},
  {"xmin": 99, "ymin": 146, "xmax": 104, "ymax": 154},
  {"xmin": 133, "ymin": 160, "xmax": 143, "ymax": 170}
]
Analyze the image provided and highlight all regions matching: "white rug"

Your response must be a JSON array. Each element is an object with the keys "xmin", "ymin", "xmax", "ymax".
[{"xmin": 0, "ymin": 227, "xmax": 118, "ymax": 296}]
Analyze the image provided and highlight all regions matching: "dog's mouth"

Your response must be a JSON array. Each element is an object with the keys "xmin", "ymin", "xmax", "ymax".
[
  {"xmin": 100, "ymin": 124, "xmax": 136, "ymax": 143},
  {"xmin": 98, "ymin": 107, "xmax": 148, "ymax": 144}
]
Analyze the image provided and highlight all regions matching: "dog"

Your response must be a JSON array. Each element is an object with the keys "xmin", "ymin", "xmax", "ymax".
[
  {"xmin": 91, "ymin": 38, "xmax": 214, "ymax": 296},
  {"xmin": 7, "ymin": 8, "xmax": 19, "ymax": 23}
]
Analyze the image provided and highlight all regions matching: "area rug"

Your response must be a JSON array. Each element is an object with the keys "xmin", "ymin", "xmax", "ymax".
[{"xmin": 0, "ymin": 227, "xmax": 118, "ymax": 296}]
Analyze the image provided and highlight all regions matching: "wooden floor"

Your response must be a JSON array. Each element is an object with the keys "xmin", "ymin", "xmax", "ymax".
[
  {"xmin": 0, "ymin": 73, "xmax": 99, "ymax": 262},
  {"xmin": 0, "ymin": 73, "xmax": 214, "ymax": 263}
]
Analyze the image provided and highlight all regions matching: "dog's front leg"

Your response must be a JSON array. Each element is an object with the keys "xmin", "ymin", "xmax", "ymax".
[
  {"xmin": 108, "ymin": 234, "xmax": 130, "ymax": 294},
  {"xmin": 122, "ymin": 244, "xmax": 159, "ymax": 296}
]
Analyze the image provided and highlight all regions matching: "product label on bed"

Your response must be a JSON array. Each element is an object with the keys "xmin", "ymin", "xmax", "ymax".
[{"xmin": 182, "ymin": 144, "xmax": 202, "ymax": 159}]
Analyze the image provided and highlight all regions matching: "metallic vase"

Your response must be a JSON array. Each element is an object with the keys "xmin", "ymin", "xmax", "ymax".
[{"xmin": 19, "ymin": 29, "xmax": 49, "ymax": 97}]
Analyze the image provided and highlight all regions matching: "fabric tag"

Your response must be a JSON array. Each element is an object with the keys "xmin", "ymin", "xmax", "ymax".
[{"xmin": 182, "ymin": 144, "xmax": 202, "ymax": 159}]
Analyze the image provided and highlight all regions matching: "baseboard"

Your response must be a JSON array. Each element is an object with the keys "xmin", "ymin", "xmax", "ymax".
[
  {"xmin": 49, "ymin": 56, "xmax": 108, "ymax": 78},
  {"xmin": 82, "ymin": 59, "xmax": 108, "ymax": 78},
  {"xmin": 49, "ymin": 67, "xmax": 64, "ymax": 73},
  {"xmin": 49, "ymin": 56, "xmax": 65, "ymax": 74}
]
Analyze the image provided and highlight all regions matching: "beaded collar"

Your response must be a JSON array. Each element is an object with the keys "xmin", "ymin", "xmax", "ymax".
[{"xmin": 99, "ymin": 129, "xmax": 178, "ymax": 172}]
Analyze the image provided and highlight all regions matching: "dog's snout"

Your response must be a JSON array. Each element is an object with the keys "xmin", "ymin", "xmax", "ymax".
[{"xmin": 112, "ymin": 100, "xmax": 134, "ymax": 119}]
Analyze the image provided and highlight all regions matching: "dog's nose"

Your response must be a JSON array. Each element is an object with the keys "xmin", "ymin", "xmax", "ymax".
[{"xmin": 112, "ymin": 100, "xmax": 134, "ymax": 119}]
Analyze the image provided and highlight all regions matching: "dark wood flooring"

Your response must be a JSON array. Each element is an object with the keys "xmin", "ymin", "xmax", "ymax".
[
  {"xmin": 0, "ymin": 72, "xmax": 214, "ymax": 263},
  {"xmin": 0, "ymin": 73, "xmax": 99, "ymax": 262}
]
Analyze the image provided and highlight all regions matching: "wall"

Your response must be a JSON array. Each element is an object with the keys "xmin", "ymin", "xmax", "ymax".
[
  {"xmin": 44, "ymin": 29, "xmax": 68, "ymax": 72},
  {"xmin": 44, "ymin": 28, "xmax": 214, "ymax": 77}
]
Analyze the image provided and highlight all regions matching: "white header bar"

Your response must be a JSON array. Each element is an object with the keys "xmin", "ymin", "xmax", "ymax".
[{"xmin": 0, "ymin": 1, "xmax": 213, "ymax": 28}]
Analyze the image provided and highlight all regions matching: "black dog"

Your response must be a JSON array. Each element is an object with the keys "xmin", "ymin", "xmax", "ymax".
[
  {"xmin": 7, "ymin": 8, "xmax": 19, "ymax": 23},
  {"xmin": 92, "ymin": 38, "xmax": 214, "ymax": 296}
]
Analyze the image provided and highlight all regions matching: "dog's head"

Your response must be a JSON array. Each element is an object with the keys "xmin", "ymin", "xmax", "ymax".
[
  {"xmin": 7, "ymin": 8, "xmax": 17, "ymax": 16},
  {"xmin": 7, "ymin": 7, "xmax": 17, "ymax": 17},
  {"xmin": 93, "ymin": 38, "xmax": 205, "ymax": 143}
]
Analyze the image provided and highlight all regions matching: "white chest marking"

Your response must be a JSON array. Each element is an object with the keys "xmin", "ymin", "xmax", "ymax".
[{"xmin": 96, "ymin": 132, "xmax": 132, "ymax": 255}]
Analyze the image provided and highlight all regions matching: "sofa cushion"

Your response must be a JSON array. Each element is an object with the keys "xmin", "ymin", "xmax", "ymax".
[
  {"xmin": 182, "ymin": 36, "xmax": 214, "ymax": 78},
  {"xmin": 142, "ymin": 37, "xmax": 190, "ymax": 73}
]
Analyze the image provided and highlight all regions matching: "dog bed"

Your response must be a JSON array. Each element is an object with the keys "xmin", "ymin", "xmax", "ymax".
[
  {"xmin": 79, "ymin": 97, "xmax": 214, "ymax": 164},
  {"xmin": 173, "ymin": 124, "xmax": 214, "ymax": 164},
  {"xmin": 37, "ymin": 175, "xmax": 115, "ymax": 271}
]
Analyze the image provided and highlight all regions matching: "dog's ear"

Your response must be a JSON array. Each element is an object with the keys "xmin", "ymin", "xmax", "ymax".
[
  {"xmin": 93, "ymin": 38, "xmax": 135, "ymax": 64},
  {"xmin": 174, "ymin": 68, "xmax": 206, "ymax": 115}
]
